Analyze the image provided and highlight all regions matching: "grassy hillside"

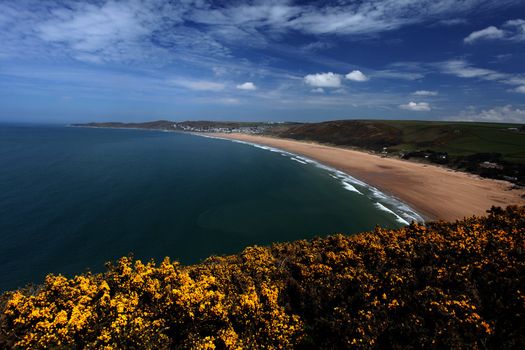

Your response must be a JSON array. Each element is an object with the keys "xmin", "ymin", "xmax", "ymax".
[
  {"xmin": 267, "ymin": 120, "xmax": 403, "ymax": 149},
  {"xmin": 1, "ymin": 206, "xmax": 523, "ymax": 349},
  {"xmin": 379, "ymin": 120, "xmax": 525, "ymax": 163},
  {"xmin": 267, "ymin": 120, "xmax": 525, "ymax": 185}
]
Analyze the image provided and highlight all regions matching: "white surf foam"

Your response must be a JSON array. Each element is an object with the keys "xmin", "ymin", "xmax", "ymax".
[
  {"xmin": 290, "ymin": 157, "xmax": 308, "ymax": 164},
  {"xmin": 374, "ymin": 202, "xmax": 410, "ymax": 225},
  {"xmin": 342, "ymin": 181, "xmax": 363, "ymax": 195}
]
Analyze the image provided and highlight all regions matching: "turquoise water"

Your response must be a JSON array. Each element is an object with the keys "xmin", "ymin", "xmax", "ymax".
[{"xmin": 0, "ymin": 125, "xmax": 419, "ymax": 291}]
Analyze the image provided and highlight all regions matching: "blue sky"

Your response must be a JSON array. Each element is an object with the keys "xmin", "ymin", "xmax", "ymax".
[{"xmin": 0, "ymin": 0, "xmax": 524, "ymax": 123}]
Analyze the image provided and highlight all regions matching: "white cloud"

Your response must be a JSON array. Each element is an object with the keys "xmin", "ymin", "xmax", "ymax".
[
  {"xmin": 399, "ymin": 101, "xmax": 431, "ymax": 111},
  {"xmin": 493, "ymin": 53, "xmax": 513, "ymax": 62},
  {"xmin": 236, "ymin": 82, "xmax": 257, "ymax": 90},
  {"xmin": 464, "ymin": 19, "xmax": 525, "ymax": 43},
  {"xmin": 212, "ymin": 66, "xmax": 227, "ymax": 76},
  {"xmin": 283, "ymin": 0, "xmax": 513, "ymax": 36},
  {"xmin": 451, "ymin": 105, "xmax": 525, "ymax": 122},
  {"xmin": 413, "ymin": 90, "xmax": 438, "ymax": 96},
  {"xmin": 372, "ymin": 70, "xmax": 425, "ymax": 81},
  {"xmin": 216, "ymin": 98, "xmax": 240, "ymax": 105},
  {"xmin": 505, "ymin": 19, "xmax": 525, "ymax": 41},
  {"xmin": 1, "ymin": 0, "xmax": 523, "ymax": 70},
  {"xmin": 302, "ymin": 41, "xmax": 334, "ymax": 51},
  {"xmin": 437, "ymin": 59, "xmax": 525, "ymax": 92},
  {"xmin": 515, "ymin": 86, "xmax": 525, "ymax": 93},
  {"xmin": 438, "ymin": 60, "xmax": 508, "ymax": 80},
  {"xmin": 345, "ymin": 70, "xmax": 369, "ymax": 82},
  {"xmin": 464, "ymin": 26, "xmax": 506, "ymax": 43},
  {"xmin": 180, "ymin": 1, "xmax": 525, "ymax": 42},
  {"xmin": 37, "ymin": 2, "xmax": 151, "ymax": 51},
  {"xmin": 507, "ymin": 76, "xmax": 525, "ymax": 86},
  {"xmin": 33, "ymin": 1, "xmax": 183, "ymax": 63},
  {"xmin": 170, "ymin": 79, "xmax": 225, "ymax": 91},
  {"xmin": 304, "ymin": 72, "xmax": 342, "ymax": 88},
  {"xmin": 194, "ymin": 97, "xmax": 240, "ymax": 105},
  {"xmin": 0, "ymin": 0, "xmax": 230, "ymax": 64},
  {"xmin": 311, "ymin": 88, "xmax": 325, "ymax": 93},
  {"xmin": 437, "ymin": 18, "xmax": 468, "ymax": 26}
]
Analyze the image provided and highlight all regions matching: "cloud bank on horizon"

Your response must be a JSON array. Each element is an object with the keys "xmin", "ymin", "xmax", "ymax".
[{"xmin": 0, "ymin": 0, "xmax": 524, "ymax": 123}]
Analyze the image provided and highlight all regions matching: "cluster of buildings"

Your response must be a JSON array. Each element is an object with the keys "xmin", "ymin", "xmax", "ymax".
[{"xmin": 173, "ymin": 123, "xmax": 270, "ymax": 134}]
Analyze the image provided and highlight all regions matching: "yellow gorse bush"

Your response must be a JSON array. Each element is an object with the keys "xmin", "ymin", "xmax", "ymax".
[{"xmin": 0, "ymin": 205, "xmax": 523, "ymax": 349}]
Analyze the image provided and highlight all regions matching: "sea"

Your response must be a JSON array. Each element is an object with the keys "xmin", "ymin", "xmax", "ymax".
[{"xmin": 0, "ymin": 125, "xmax": 422, "ymax": 291}]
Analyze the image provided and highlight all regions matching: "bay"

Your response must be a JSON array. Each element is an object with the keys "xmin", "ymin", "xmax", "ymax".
[{"xmin": 0, "ymin": 125, "xmax": 410, "ymax": 291}]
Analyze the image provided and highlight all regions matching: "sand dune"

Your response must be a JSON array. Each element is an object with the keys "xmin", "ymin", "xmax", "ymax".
[{"xmin": 210, "ymin": 133, "xmax": 525, "ymax": 221}]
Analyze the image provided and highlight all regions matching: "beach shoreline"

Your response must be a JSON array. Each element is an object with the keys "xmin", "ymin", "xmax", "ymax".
[{"xmin": 206, "ymin": 132, "xmax": 525, "ymax": 222}]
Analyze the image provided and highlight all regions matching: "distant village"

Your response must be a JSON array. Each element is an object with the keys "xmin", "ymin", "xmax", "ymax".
[{"xmin": 172, "ymin": 122, "xmax": 274, "ymax": 134}]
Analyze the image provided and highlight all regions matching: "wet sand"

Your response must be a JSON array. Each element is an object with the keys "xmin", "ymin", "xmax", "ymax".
[{"xmin": 209, "ymin": 133, "xmax": 525, "ymax": 221}]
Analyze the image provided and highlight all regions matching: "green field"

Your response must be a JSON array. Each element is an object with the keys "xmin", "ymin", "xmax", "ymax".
[{"xmin": 377, "ymin": 121, "xmax": 525, "ymax": 164}]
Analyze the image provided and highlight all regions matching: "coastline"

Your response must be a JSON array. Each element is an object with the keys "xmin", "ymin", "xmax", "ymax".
[{"xmin": 206, "ymin": 132, "xmax": 525, "ymax": 221}]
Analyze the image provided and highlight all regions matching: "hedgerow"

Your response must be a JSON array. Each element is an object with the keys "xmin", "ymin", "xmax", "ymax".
[{"xmin": 0, "ymin": 206, "xmax": 523, "ymax": 349}]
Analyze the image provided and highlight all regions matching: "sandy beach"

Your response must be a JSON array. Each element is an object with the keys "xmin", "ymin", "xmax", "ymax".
[{"xmin": 209, "ymin": 133, "xmax": 525, "ymax": 221}]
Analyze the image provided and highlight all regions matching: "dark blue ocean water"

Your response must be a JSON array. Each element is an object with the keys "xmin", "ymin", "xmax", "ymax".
[{"xmin": 0, "ymin": 125, "xmax": 418, "ymax": 291}]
